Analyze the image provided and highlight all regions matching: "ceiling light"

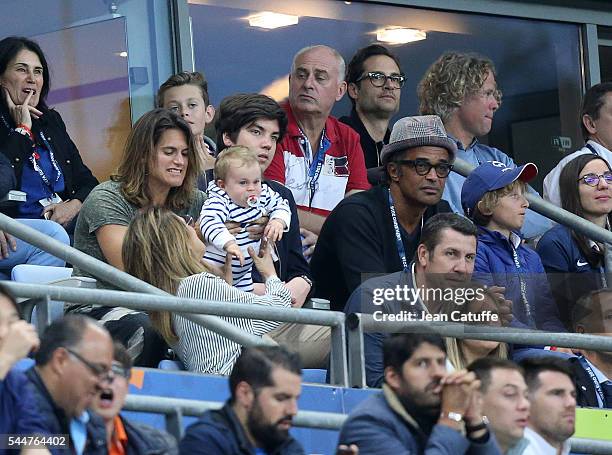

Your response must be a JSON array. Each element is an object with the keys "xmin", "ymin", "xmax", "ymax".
[
  {"xmin": 248, "ymin": 11, "xmax": 298, "ymax": 30},
  {"xmin": 377, "ymin": 27, "xmax": 426, "ymax": 45},
  {"xmin": 118, "ymin": 51, "xmax": 128, "ymax": 58}
]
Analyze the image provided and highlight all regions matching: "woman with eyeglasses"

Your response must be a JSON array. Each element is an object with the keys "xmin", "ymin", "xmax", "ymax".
[
  {"xmin": 537, "ymin": 154, "xmax": 612, "ymax": 330},
  {"xmin": 0, "ymin": 283, "xmax": 50, "ymax": 451}
]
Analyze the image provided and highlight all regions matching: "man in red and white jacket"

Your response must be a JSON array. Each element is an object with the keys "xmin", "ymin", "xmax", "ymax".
[{"xmin": 265, "ymin": 45, "xmax": 370, "ymax": 256}]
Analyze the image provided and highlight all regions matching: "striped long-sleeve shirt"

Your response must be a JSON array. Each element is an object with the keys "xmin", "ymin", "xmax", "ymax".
[
  {"xmin": 172, "ymin": 272, "xmax": 291, "ymax": 375},
  {"xmin": 200, "ymin": 181, "xmax": 291, "ymax": 291}
]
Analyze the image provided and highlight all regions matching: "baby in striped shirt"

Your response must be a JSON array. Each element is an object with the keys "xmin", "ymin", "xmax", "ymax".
[{"xmin": 199, "ymin": 146, "xmax": 291, "ymax": 291}]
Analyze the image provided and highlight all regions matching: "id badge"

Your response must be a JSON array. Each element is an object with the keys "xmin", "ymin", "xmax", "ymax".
[{"xmin": 38, "ymin": 193, "xmax": 63, "ymax": 207}]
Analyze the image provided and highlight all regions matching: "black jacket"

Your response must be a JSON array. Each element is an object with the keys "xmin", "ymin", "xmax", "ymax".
[
  {"xmin": 252, "ymin": 180, "xmax": 311, "ymax": 285},
  {"xmin": 24, "ymin": 367, "xmax": 107, "ymax": 455},
  {"xmin": 311, "ymin": 184, "xmax": 451, "ymax": 311},
  {"xmin": 121, "ymin": 416, "xmax": 178, "ymax": 455},
  {"xmin": 0, "ymin": 105, "xmax": 98, "ymax": 217},
  {"xmin": 0, "ymin": 152, "xmax": 16, "ymax": 199},
  {"xmin": 179, "ymin": 401, "xmax": 304, "ymax": 455}
]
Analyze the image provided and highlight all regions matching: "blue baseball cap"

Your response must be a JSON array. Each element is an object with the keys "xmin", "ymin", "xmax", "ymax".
[{"xmin": 461, "ymin": 160, "xmax": 538, "ymax": 217}]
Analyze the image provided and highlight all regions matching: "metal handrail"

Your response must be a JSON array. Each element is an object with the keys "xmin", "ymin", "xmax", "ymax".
[
  {"xmin": 0, "ymin": 281, "xmax": 349, "ymax": 386},
  {"xmin": 453, "ymin": 158, "xmax": 612, "ymax": 270},
  {"xmin": 123, "ymin": 395, "xmax": 612, "ymax": 454},
  {"xmin": 0, "ymin": 214, "xmax": 267, "ymax": 349},
  {"xmin": 347, "ymin": 313, "xmax": 612, "ymax": 388}
]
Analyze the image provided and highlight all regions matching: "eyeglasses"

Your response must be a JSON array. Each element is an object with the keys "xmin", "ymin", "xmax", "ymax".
[
  {"xmin": 66, "ymin": 348, "xmax": 114, "ymax": 383},
  {"xmin": 111, "ymin": 362, "xmax": 131, "ymax": 379},
  {"xmin": 578, "ymin": 171, "xmax": 612, "ymax": 187},
  {"xmin": 474, "ymin": 88, "xmax": 502, "ymax": 103},
  {"xmin": 356, "ymin": 71, "xmax": 405, "ymax": 88},
  {"xmin": 395, "ymin": 159, "xmax": 453, "ymax": 178}
]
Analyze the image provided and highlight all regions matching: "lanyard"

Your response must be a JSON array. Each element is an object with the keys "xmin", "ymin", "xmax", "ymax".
[
  {"xmin": 29, "ymin": 131, "xmax": 62, "ymax": 194},
  {"xmin": 388, "ymin": 189, "xmax": 423, "ymax": 271},
  {"xmin": 585, "ymin": 143, "xmax": 599, "ymax": 156},
  {"xmin": 509, "ymin": 242, "xmax": 536, "ymax": 328},
  {"xmin": 577, "ymin": 355, "xmax": 607, "ymax": 407},
  {"xmin": 1, "ymin": 114, "xmax": 62, "ymax": 194},
  {"xmin": 300, "ymin": 127, "xmax": 331, "ymax": 206}
]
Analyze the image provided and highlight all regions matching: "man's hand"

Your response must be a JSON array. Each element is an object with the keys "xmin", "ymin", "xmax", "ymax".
[
  {"xmin": 0, "ymin": 320, "xmax": 39, "ymax": 367},
  {"xmin": 0, "ymin": 229, "xmax": 17, "ymax": 259},
  {"xmin": 42, "ymin": 199, "xmax": 82, "ymax": 227},
  {"xmin": 300, "ymin": 228, "xmax": 318, "ymax": 258},
  {"xmin": 195, "ymin": 135, "xmax": 216, "ymax": 171},
  {"xmin": 284, "ymin": 276, "xmax": 311, "ymax": 308},
  {"xmin": 225, "ymin": 216, "xmax": 268, "ymax": 240},
  {"xmin": 263, "ymin": 219, "xmax": 285, "ymax": 243},
  {"xmin": 487, "ymin": 286, "xmax": 513, "ymax": 326},
  {"xmin": 336, "ymin": 444, "xmax": 359, "ymax": 454},
  {"xmin": 439, "ymin": 370, "xmax": 481, "ymax": 430}
]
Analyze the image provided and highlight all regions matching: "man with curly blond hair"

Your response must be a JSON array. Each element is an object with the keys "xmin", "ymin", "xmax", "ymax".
[{"xmin": 418, "ymin": 52, "xmax": 550, "ymax": 239}]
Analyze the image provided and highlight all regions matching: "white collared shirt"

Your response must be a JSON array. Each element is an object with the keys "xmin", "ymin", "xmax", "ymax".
[{"xmin": 522, "ymin": 427, "xmax": 571, "ymax": 455}]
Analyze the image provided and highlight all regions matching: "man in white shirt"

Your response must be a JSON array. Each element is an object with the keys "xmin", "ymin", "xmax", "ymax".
[
  {"xmin": 544, "ymin": 82, "xmax": 612, "ymax": 206},
  {"xmin": 520, "ymin": 357, "xmax": 576, "ymax": 455}
]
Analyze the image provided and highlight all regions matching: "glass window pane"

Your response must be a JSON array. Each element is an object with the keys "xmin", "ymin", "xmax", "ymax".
[{"xmin": 189, "ymin": 0, "xmax": 583, "ymax": 193}]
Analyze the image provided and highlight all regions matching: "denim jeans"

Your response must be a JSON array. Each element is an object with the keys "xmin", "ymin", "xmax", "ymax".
[{"xmin": 0, "ymin": 219, "xmax": 69, "ymax": 280}]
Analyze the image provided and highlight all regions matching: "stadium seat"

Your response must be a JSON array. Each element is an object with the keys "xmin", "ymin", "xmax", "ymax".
[
  {"xmin": 302, "ymin": 368, "xmax": 327, "ymax": 384},
  {"xmin": 11, "ymin": 264, "xmax": 96, "ymax": 329},
  {"xmin": 158, "ymin": 359, "xmax": 186, "ymax": 371}
]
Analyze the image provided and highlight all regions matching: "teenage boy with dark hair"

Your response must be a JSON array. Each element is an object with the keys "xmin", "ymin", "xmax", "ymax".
[{"xmin": 461, "ymin": 161, "xmax": 565, "ymax": 331}]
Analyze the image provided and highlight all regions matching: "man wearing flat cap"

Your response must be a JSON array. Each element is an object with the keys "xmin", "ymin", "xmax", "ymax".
[{"xmin": 311, "ymin": 115, "xmax": 454, "ymax": 312}]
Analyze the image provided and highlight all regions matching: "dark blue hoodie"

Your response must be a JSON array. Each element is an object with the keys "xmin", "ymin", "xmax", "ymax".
[
  {"xmin": 536, "ymin": 223, "xmax": 606, "ymax": 330},
  {"xmin": 473, "ymin": 226, "xmax": 565, "ymax": 332}
]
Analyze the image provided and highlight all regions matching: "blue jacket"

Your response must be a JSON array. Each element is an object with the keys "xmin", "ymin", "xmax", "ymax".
[
  {"xmin": 536, "ymin": 224, "xmax": 606, "ymax": 330},
  {"xmin": 180, "ymin": 401, "xmax": 304, "ymax": 455},
  {"xmin": 338, "ymin": 384, "xmax": 502, "ymax": 455},
  {"xmin": 25, "ymin": 367, "xmax": 107, "ymax": 455},
  {"xmin": 443, "ymin": 137, "xmax": 551, "ymax": 239},
  {"xmin": 473, "ymin": 227, "xmax": 565, "ymax": 331},
  {"xmin": 0, "ymin": 369, "xmax": 49, "ymax": 452}
]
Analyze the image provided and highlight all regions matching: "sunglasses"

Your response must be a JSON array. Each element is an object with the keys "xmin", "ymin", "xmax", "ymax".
[{"xmin": 65, "ymin": 348, "xmax": 114, "ymax": 383}]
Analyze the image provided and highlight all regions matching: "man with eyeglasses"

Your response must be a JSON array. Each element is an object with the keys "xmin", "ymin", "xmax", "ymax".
[
  {"xmin": 418, "ymin": 52, "xmax": 551, "ymax": 239},
  {"xmin": 544, "ymin": 82, "xmax": 612, "ymax": 206},
  {"xmin": 340, "ymin": 45, "xmax": 403, "ymax": 183},
  {"xmin": 90, "ymin": 342, "xmax": 177, "ymax": 454},
  {"xmin": 25, "ymin": 315, "xmax": 112, "ymax": 454},
  {"xmin": 311, "ymin": 115, "xmax": 453, "ymax": 312},
  {"xmin": 264, "ymin": 45, "xmax": 370, "ymax": 248}
]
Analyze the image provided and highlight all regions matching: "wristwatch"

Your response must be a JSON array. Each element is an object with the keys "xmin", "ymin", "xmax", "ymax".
[
  {"xmin": 465, "ymin": 415, "xmax": 489, "ymax": 433},
  {"xmin": 440, "ymin": 411, "xmax": 463, "ymax": 423},
  {"xmin": 299, "ymin": 275, "xmax": 313, "ymax": 288}
]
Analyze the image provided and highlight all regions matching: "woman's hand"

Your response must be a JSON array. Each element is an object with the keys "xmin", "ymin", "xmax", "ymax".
[
  {"xmin": 195, "ymin": 135, "xmax": 216, "ymax": 171},
  {"xmin": 3, "ymin": 87, "xmax": 42, "ymax": 129},
  {"xmin": 0, "ymin": 230, "xmax": 17, "ymax": 259},
  {"xmin": 249, "ymin": 239, "xmax": 276, "ymax": 280},
  {"xmin": 42, "ymin": 199, "xmax": 82, "ymax": 227}
]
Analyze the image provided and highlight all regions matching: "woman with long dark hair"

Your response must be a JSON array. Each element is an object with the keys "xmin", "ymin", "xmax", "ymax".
[
  {"xmin": 0, "ymin": 36, "xmax": 98, "ymax": 232},
  {"xmin": 537, "ymin": 153, "xmax": 612, "ymax": 329}
]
